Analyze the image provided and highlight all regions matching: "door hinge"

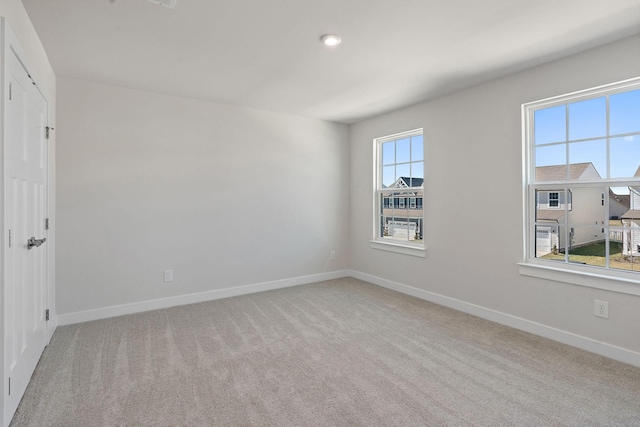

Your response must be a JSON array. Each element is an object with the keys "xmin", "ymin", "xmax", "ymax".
[
  {"xmin": 45, "ymin": 126, "xmax": 54, "ymax": 140},
  {"xmin": 45, "ymin": 309, "xmax": 50, "ymax": 321},
  {"xmin": 9, "ymin": 82, "xmax": 11, "ymax": 100},
  {"xmin": 8, "ymin": 229, "xmax": 11, "ymax": 248},
  {"xmin": 8, "ymin": 377, "xmax": 10, "ymax": 396},
  {"xmin": 45, "ymin": 218, "xmax": 50, "ymax": 230}
]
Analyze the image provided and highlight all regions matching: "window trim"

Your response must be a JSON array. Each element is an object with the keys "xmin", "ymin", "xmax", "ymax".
[
  {"xmin": 372, "ymin": 128, "xmax": 425, "ymax": 257},
  {"xmin": 521, "ymin": 77, "xmax": 640, "ymax": 293}
]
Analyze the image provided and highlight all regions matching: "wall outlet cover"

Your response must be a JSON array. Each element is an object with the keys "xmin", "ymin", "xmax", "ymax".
[{"xmin": 594, "ymin": 300, "xmax": 609, "ymax": 319}]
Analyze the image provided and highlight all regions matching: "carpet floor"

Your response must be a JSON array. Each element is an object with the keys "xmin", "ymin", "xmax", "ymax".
[{"xmin": 10, "ymin": 277, "xmax": 640, "ymax": 426}]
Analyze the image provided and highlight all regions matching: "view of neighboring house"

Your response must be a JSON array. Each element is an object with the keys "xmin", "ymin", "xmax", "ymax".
[
  {"xmin": 621, "ymin": 166, "xmax": 640, "ymax": 256},
  {"xmin": 535, "ymin": 162, "xmax": 615, "ymax": 257},
  {"xmin": 381, "ymin": 177, "xmax": 423, "ymax": 241},
  {"xmin": 609, "ymin": 189, "xmax": 631, "ymax": 219}
]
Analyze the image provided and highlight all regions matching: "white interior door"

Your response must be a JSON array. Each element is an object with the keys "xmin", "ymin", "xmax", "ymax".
[{"xmin": 3, "ymin": 46, "xmax": 48, "ymax": 426}]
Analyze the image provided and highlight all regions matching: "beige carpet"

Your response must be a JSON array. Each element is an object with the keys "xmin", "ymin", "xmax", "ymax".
[{"xmin": 10, "ymin": 278, "xmax": 640, "ymax": 426}]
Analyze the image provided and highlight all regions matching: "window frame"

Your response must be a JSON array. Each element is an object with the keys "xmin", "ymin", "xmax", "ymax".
[
  {"xmin": 371, "ymin": 128, "xmax": 425, "ymax": 257},
  {"xmin": 521, "ymin": 77, "xmax": 640, "ymax": 295}
]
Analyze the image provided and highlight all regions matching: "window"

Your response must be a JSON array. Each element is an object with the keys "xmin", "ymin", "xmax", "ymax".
[
  {"xmin": 372, "ymin": 128, "xmax": 425, "ymax": 257},
  {"xmin": 522, "ymin": 78, "xmax": 640, "ymax": 287}
]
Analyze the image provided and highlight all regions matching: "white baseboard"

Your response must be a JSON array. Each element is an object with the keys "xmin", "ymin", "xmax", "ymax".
[
  {"xmin": 349, "ymin": 270, "xmax": 640, "ymax": 369},
  {"xmin": 57, "ymin": 270, "xmax": 350, "ymax": 326},
  {"xmin": 55, "ymin": 268, "xmax": 640, "ymax": 369},
  {"xmin": 47, "ymin": 318, "xmax": 58, "ymax": 343}
]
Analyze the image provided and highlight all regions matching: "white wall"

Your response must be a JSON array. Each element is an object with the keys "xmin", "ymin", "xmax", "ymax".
[
  {"xmin": 350, "ymin": 35, "xmax": 640, "ymax": 359},
  {"xmin": 0, "ymin": 1, "xmax": 55, "ymax": 99},
  {"xmin": 56, "ymin": 78, "xmax": 349, "ymax": 317}
]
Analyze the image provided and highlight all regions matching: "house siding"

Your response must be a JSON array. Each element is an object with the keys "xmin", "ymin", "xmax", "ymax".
[
  {"xmin": 622, "ymin": 187, "xmax": 640, "ymax": 255},
  {"xmin": 535, "ymin": 165, "xmax": 605, "ymax": 255}
]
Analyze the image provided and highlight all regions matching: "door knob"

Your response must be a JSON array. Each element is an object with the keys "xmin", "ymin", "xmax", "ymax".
[{"xmin": 27, "ymin": 237, "xmax": 46, "ymax": 250}]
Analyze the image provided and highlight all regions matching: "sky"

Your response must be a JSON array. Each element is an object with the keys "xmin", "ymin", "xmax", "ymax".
[
  {"xmin": 534, "ymin": 88, "xmax": 640, "ymax": 188},
  {"xmin": 381, "ymin": 134, "xmax": 424, "ymax": 188},
  {"xmin": 379, "ymin": 89, "xmax": 639, "ymax": 192}
]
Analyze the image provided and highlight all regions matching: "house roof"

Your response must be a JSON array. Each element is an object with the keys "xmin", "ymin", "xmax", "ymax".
[
  {"xmin": 536, "ymin": 210, "xmax": 566, "ymax": 222},
  {"xmin": 622, "ymin": 210, "xmax": 640, "ymax": 220},
  {"xmin": 395, "ymin": 177, "xmax": 424, "ymax": 188},
  {"xmin": 535, "ymin": 162, "xmax": 594, "ymax": 181},
  {"xmin": 609, "ymin": 189, "xmax": 630, "ymax": 208}
]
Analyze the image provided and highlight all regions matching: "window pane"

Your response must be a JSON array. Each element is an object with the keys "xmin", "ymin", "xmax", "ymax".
[
  {"xmin": 568, "ymin": 139, "xmax": 606, "ymax": 179},
  {"xmin": 608, "ymin": 187, "xmax": 630, "ymax": 220},
  {"xmin": 382, "ymin": 165, "xmax": 395, "ymax": 187},
  {"xmin": 536, "ymin": 225, "xmax": 564, "ymax": 259},
  {"xmin": 568, "ymin": 97, "xmax": 606, "ymax": 141},
  {"xmin": 387, "ymin": 216, "xmax": 410, "ymax": 241},
  {"xmin": 382, "ymin": 141, "xmax": 395, "ymax": 165},
  {"xmin": 610, "ymin": 136, "xmax": 640, "ymax": 178},
  {"xmin": 566, "ymin": 187, "xmax": 606, "ymax": 227},
  {"xmin": 381, "ymin": 190, "xmax": 423, "ymax": 241},
  {"xmin": 396, "ymin": 163, "xmax": 410, "ymax": 181},
  {"xmin": 609, "ymin": 222, "xmax": 624, "ymax": 244},
  {"xmin": 411, "ymin": 135, "xmax": 424, "ymax": 161},
  {"xmin": 396, "ymin": 138, "xmax": 410, "ymax": 164},
  {"xmin": 379, "ymin": 214, "xmax": 387, "ymax": 238},
  {"xmin": 627, "ymin": 226, "xmax": 640, "ymax": 258},
  {"xmin": 611, "ymin": 226, "xmax": 640, "ymax": 272},
  {"xmin": 567, "ymin": 228, "xmax": 606, "ymax": 268},
  {"xmin": 380, "ymin": 194, "xmax": 391, "ymax": 213},
  {"xmin": 535, "ymin": 144, "xmax": 566, "ymax": 179},
  {"xmin": 535, "ymin": 105, "xmax": 566, "ymax": 145},
  {"xmin": 610, "ymin": 89, "xmax": 640, "ymax": 135},
  {"xmin": 608, "ymin": 215, "xmax": 625, "ymax": 269},
  {"xmin": 536, "ymin": 189, "xmax": 567, "ymax": 225},
  {"xmin": 411, "ymin": 161, "xmax": 424, "ymax": 181}
]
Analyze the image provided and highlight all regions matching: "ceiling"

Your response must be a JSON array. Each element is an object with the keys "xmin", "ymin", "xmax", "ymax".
[{"xmin": 21, "ymin": 0, "xmax": 640, "ymax": 124}]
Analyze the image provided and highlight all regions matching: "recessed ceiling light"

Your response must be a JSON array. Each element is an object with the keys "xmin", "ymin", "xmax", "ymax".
[{"xmin": 321, "ymin": 34, "xmax": 342, "ymax": 47}]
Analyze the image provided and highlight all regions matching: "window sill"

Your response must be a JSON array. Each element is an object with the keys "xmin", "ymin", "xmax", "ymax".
[
  {"xmin": 370, "ymin": 240, "xmax": 426, "ymax": 257},
  {"xmin": 518, "ymin": 262, "xmax": 640, "ymax": 296}
]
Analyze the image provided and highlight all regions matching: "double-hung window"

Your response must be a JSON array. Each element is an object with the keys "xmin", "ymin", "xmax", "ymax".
[
  {"xmin": 522, "ymin": 78, "xmax": 640, "ymax": 287},
  {"xmin": 372, "ymin": 128, "xmax": 425, "ymax": 257}
]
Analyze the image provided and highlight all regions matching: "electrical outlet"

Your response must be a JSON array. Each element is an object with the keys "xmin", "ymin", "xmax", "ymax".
[
  {"xmin": 594, "ymin": 300, "xmax": 609, "ymax": 319},
  {"xmin": 163, "ymin": 269, "xmax": 174, "ymax": 282},
  {"xmin": 330, "ymin": 250, "xmax": 336, "ymax": 260}
]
